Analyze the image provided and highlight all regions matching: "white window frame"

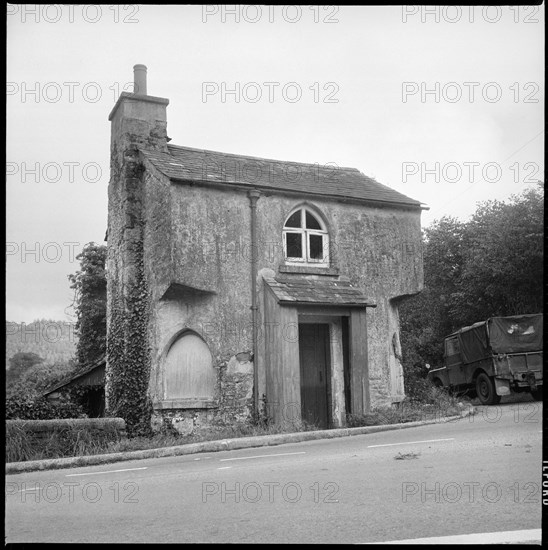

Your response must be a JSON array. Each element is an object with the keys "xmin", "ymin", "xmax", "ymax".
[{"xmin": 282, "ymin": 207, "xmax": 329, "ymax": 267}]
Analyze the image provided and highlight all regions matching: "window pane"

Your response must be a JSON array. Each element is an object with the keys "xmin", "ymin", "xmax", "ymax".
[
  {"xmin": 446, "ymin": 338, "xmax": 460, "ymax": 356},
  {"xmin": 309, "ymin": 234, "xmax": 324, "ymax": 260},
  {"xmin": 285, "ymin": 210, "xmax": 301, "ymax": 228},
  {"xmin": 305, "ymin": 211, "xmax": 322, "ymax": 230},
  {"xmin": 286, "ymin": 232, "xmax": 303, "ymax": 258}
]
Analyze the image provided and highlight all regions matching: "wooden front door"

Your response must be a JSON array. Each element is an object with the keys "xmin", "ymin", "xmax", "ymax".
[{"xmin": 299, "ymin": 323, "xmax": 330, "ymax": 428}]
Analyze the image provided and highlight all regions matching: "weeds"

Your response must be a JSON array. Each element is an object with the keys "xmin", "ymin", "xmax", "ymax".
[
  {"xmin": 7, "ymin": 384, "xmax": 469, "ymax": 463},
  {"xmin": 6, "ymin": 420, "xmax": 123, "ymax": 463},
  {"xmin": 109, "ymin": 419, "xmax": 320, "ymax": 454},
  {"xmin": 347, "ymin": 385, "xmax": 467, "ymax": 428},
  {"xmin": 6, "ymin": 419, "xmax": 319, "ymax": 463}
]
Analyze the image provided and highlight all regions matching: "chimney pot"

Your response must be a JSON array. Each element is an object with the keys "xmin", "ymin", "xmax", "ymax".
[{"xmin": 133, "ymin": 64, "xmax": 147, "ymax": 95}]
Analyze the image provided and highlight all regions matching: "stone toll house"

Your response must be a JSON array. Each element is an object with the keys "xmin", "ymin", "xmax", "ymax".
[{"xmin": 106, "ymin": 65, "xmax": 425, "ymax": 435}]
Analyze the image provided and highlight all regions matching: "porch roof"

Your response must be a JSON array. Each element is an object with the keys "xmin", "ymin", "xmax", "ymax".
[{"xmin": 264, "ymin": 276, "xmax": 376, "ymax": 308}]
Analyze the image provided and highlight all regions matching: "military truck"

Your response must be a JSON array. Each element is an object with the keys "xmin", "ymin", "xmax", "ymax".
[{"xmin": 427, "ymin": 314, "xmax": 543, "ymax": 405}]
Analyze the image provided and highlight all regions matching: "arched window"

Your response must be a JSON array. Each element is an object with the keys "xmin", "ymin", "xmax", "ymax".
[
  {"xmin": 164, "ymin": 332, "xmax": 216, "ymax": 400},
  {"xmin": 283, "ymin": 206, "xmax": 329, "ymax": 267}
]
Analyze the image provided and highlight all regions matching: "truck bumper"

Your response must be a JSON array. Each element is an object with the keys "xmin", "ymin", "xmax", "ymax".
[
  {"xmin": 525, "ymin": 371, "xmax": 538, "ymax": 391},
  {"xmin": 495, "ymin": 352, "xmax": 543, "ymax": 391}
]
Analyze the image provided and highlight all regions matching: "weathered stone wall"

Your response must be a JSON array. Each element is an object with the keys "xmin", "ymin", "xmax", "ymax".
[
  {"xmin": 145, "ymin": 182, "xmax": 255, "ymax": 433},
  {"xmin": 140, "ymin": 158, "xmax": 174, "ymax": 406},
  {"xmin": 252, "ymin": 195, "xmax": 422, "ymax": 407},
  {"xmin": 151, "ymin": 186, "xmax": 423, "ymax": 420},
  {"xmin": 109, "ymin": 92, "xmax": 423, "ymax": 433}
]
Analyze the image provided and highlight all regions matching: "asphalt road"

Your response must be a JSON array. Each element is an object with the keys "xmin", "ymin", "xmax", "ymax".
[{"xmin": 5, "ymin": 401, "xmax": 543, "ymax": 543}]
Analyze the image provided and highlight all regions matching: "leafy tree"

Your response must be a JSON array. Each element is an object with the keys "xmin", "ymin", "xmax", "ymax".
[
  {"xmin": 399, "ymin": 217, "xmax": 469, "ymax": 371},
  {"xmin": 457, "ymin": 184, "xmax": 543, "ymax": 323},
  {"xmin": 6, "ymin": 357, "xmax": 77, "ymax": 399},
  {"xmin": 68, "ymin": 243, "xmax": 107, "ymax": 367},
  {"xmin": 400, "ymin": 182, "xmax": 544, "ymax": 383},
  {"xmin": 25, "ymin": 359, "xmax": 77, "ymax": 393},
  {"xmin": 423, "ymin": 216, "xmax": 469, "ymax": 328},
  {"xmin": 7, "ymin": 352, "xmax": 44, "ymax": 386}
]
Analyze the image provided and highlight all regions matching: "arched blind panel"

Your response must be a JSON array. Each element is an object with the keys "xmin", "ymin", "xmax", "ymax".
[{"xmin": 164, "ymin": 333, "xmax": 216, "ymax": 399}]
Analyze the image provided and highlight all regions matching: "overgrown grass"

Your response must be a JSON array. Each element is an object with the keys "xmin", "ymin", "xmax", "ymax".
[
  {"xmin": 5, "ymin": 419, "xmax": 318, "ymax": 463},
  {"xmin": 347, "ymin": 386, "xmax": 467, "ymax": 428},
  {"xmin": 6, "ymin": 421, "xmax": 123, "ymax": 463},
  {"xmin": 107, "ymin": 420, "xmax": 320, "ymax": 454},
  {"xmin": 7, "ymin": 386, "xmax": 469, "ymax": 463}
]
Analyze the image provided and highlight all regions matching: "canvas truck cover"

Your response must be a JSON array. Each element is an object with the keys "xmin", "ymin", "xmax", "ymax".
[
  {"xmin": 455, "ymin": 314, "xmax": 543, "ymax": 363},
  {"xmin": 488, "ymin": 314, "xmax": 543, "ymax": 354},
  {"xmin": 458, "ymin": 322, "xmax": 490, "ymax": 364}
]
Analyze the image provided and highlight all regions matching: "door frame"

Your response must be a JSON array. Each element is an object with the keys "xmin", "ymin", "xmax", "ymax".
[
  {"xmin": 298, "ymin": 312, "xmax": 350, "ymax": 428},
  {"xmin": 298, "ymin": 306, "xmax": 370, "ymax": 421},
  {"xmin": 261, "ymin": 287, "xmax": 371, "ymax": 427}
]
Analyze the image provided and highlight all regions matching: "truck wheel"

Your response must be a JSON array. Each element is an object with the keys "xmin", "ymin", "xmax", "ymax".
[
  {"xmin": 476, "ymin": 373, "xmax": 501, "ymax": 405},
  {"xmin": 530, "ymin": 388, "xmax": 543, "ymax": 401}
]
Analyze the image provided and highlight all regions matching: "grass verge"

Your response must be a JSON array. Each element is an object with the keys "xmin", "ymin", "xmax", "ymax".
[
  {"xmin": 347, "ymin": 386, "xmax": 469, "ymax": 428},
  {"xmin": 7, "ymin": 387, "xmax": 468, "ymax": 463}
]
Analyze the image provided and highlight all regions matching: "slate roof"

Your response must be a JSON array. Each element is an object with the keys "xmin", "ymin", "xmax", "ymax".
[
  {"xmin": 264, "ymin": 277, "xmax": 376, "ymax": 308},
  {"xmin": 141, "ymin": 144, "xmax": 423, "ymax": 208}
]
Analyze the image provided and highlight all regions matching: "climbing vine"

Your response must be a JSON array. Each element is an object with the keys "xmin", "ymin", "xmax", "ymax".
[
  {"xmin": 105, "ymin": 158, "xmax": 153, "ymax": 437},
  {"xmin": 106, "ymin": 255, "xmax": 153, "ymax": 436}
]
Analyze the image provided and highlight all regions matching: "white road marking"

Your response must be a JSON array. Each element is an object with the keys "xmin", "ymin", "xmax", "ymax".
[
  {"xmin": 370, "ymin": 528, "xmax": 541, "ymax": 545},
  {"xmin": 65, "ymin": 467, "xmax": 148, "ymax": 477},
  {"xmin": 217, "ymin": 467, "xmax": 232, "ymax": 470},
  {"xmin": 367, "ymin": 438, "xmax": 454, "ymax": 448},
  {"xmin": 219, "ymin": 451, "xmax": 306, "ymax": 462}
]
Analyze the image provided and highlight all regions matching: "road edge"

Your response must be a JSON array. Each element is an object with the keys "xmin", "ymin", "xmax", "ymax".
[{"xmin": 6, "ymin": 405, "xmax": 475, "ymax": 474}]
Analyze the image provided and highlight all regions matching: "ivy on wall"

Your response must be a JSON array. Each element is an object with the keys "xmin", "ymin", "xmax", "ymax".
[
  {"xmin": 106, "ymin": 256, "xmax": 153, "ymax": 436},
  {"xmin": 105, "ymin": 158, "xmax": 153, "ymax": 437}
]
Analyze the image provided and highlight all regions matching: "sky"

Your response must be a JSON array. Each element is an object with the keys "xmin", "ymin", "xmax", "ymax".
[{"xmin": 6, "ymin": 4, "xmax": 545, "ymax": 323}]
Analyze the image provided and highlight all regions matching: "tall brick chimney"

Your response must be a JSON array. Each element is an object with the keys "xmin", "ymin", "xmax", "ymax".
[
  {"xmin": 105, "ymin": 65, "xmax": 170, "ymax": 430},
  {"xmin": 107, "ymin": 64, "xmax": 170, "ymax": 291}
]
